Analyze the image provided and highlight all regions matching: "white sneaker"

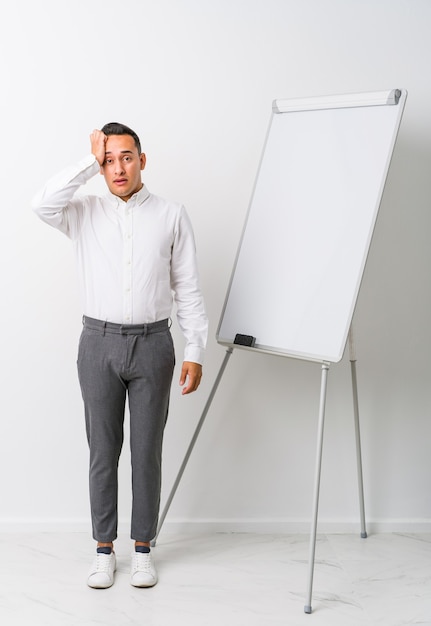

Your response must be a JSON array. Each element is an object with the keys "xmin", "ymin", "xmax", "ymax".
[
  {"xmin": 130, "ymin": 550, "xmax": 158, "ymax": 587},
  {"xmin": 87, "ymin": 551, "xmax": 116, "ymax": 588}
]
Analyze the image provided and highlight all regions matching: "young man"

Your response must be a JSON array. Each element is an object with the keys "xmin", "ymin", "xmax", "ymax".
[{"xmin": 32, "ymin": 123, "xmax": 208, "ymax": 589}]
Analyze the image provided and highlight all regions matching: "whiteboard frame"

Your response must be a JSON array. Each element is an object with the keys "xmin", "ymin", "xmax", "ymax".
[{"xmin": 216, "ymin": 89, "xmax": 408, "ymax": 363}]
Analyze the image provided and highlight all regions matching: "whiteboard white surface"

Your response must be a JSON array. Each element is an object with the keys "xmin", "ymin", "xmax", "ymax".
[{"xmin": 217, "ymin": 89, "xmax": 407, "ymax": 362}]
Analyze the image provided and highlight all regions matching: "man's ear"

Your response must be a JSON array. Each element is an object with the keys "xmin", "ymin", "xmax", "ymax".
[{"xmin": 140, "ymin": 153, "xmax": 146, "ymax": 171}]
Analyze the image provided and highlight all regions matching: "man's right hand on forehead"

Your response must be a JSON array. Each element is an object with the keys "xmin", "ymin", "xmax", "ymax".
[{"xmin": 90, "ymin": 129, "xmax": 107, "ymax": 166}]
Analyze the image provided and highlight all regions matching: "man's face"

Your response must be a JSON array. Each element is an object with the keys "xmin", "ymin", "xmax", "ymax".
[{"xmin": 100, "ymin": 134, "xmax": 146, "ymax": 201}]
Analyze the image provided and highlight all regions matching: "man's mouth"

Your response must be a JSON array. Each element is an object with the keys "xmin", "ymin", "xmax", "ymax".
[{"xmin": 114, "ymin": 178, "xmax": 127, "ymax": 186}]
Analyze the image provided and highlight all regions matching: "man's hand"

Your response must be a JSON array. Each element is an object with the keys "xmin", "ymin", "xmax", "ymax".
[
  {"xmin": 90, "ymin": 129, "xmax": 107, "ymax": 166},
  {"xmin": 179, "ymin": 361, "xmax": 203, "ymax": 395}
]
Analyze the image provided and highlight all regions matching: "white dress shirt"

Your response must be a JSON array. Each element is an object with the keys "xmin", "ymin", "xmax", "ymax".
[{"xmin": 32, "ymin": 154, "xmax": 208, "ymax": 364}]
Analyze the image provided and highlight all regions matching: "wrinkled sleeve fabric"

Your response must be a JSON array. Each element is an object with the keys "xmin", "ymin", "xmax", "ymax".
[
  {"xmin": 31, "ymin": 155, "xmax": 100, "ymax": 240},
  {"xmin": 170, "ymin": 206, "xmax": 208, "ymax": 365}
]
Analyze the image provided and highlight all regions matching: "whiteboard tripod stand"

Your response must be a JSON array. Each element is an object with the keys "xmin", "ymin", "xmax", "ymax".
[
  {"xmin": 153, "ymin": 88, "xmax": 407, "ymax": 613},
  {"xmin": 152, "ymin": 323, "xmax": 367, "ymax": 615}
]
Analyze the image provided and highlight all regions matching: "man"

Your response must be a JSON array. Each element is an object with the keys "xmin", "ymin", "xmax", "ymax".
[{"xmin": 32, "ymin": 122, "xmax": 208, "ymax": 589}]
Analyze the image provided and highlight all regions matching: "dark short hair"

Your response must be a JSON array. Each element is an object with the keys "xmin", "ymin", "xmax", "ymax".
[{"xmin": 101, "ymin": 122, "xmax": 142, "ymax": 154}]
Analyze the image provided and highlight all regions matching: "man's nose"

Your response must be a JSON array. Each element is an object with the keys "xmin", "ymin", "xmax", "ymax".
[{"xmin": 114, "ymin": 160, "xmax": 125, "ymax": 174}]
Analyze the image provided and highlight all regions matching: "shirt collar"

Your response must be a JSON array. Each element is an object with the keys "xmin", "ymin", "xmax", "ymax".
[{"xmin": 105, "ymin": 184, "xmax": 150, "ymax": 208}]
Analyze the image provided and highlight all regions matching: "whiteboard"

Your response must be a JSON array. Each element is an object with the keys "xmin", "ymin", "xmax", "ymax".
[{"xmin": 217, "ymin": 89, "xmax": 407, "ymax": 363}]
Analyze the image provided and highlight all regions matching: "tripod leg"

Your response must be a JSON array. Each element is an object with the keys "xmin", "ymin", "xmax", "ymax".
[
  {"xmin": 348, "ymin": 327, "xmax": 367, "ymax": 539},
  {"xmin": 304, "ymin": 362, "xmax": 330, "ymax": 614}
]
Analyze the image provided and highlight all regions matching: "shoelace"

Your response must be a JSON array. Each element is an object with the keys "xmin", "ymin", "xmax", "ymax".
[
  {"xmin": 132, "ymin": 552, "xmax": 152, "ymax": 573},
  {"xmin": 93, "ymin": 553, "xmax": 114, "ymax": 573}
]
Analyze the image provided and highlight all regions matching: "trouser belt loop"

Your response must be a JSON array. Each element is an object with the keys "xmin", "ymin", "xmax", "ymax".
[{"xmin": 102, "ymin": 321, "xmax": 106, "ymax": 337}]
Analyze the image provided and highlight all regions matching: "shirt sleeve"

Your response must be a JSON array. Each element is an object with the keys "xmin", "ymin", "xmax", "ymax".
[
  {"xmin": 31, "ymin": 154, "xmax": 100, "ymax": 239},
  {"xmin": 170, "ymin": 206, "xmax": 208, "ymax": 365}
]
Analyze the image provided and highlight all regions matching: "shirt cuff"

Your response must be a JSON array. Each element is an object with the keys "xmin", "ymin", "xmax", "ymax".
[
  {"xmin": 184, "ymin": 345, "xmax": 205, "ymax": 365},
  {"xmin": 78, "ymin": 154, "xmax": 100, "ymax": 177}
]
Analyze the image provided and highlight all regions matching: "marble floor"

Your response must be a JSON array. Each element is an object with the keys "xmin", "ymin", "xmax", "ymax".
[{"xmin": 0, "ymin": 531, "xmax": 430, "ymax": 625}]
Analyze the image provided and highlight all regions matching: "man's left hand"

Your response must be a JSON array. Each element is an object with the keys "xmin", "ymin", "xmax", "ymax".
[{"xmin": 179, "ymin": 361, "xmax": 203, "ymax": 395}]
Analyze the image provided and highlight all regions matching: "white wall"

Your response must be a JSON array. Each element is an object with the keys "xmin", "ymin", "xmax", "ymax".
[{"xmin": 1, "ymin": 0, "xmax": 430, "ymax": 534}]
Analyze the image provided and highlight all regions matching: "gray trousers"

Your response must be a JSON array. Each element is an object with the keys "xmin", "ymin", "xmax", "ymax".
[{"xmin": 77, "ymin": 316, "xmax": 175, "ymax": 543}]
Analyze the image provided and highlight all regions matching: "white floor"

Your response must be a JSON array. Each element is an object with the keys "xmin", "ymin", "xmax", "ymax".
[{"xmin": 0, "ymin": 531, "xmax": 430, "ymax": 625}]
